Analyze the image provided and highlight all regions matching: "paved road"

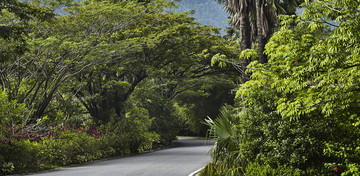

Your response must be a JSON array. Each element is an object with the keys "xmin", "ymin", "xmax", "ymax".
[{"xmin": 29, "ymin": 137, "xmax": 213, "ymax": 176}]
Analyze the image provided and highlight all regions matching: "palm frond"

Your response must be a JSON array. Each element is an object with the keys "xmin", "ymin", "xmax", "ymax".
[{"xmin": 205, "ymin": 107, "xmax": 238, "ymax": 156}]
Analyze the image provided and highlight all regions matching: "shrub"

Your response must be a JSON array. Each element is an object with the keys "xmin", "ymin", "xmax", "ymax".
[
  {"xmin": 0, "ymin": 90, "xmax": 29, "ymax": 140},
  {"xmin": 0, "ymin": 140, "xmax": 45, "ymax": 174},
  {"xmin": 244, "ymin": 162, "xmax": 302, "ymax": 176},
  {"xmin": 0, "ymin": 120, "xmax": 159, "ymax": 175},
  {"xmin": 203, "ymin": 106, "xmax": 349, "ymax": 175}
]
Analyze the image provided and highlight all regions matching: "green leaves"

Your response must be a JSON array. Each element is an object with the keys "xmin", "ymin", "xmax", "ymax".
[
  {"xmin": 242, "ymin": 0, "xmax": 360, "ymax": 119},
  {"xmin": 205, "ymin": 108, "xmax": 237, "ymax": 144},
  {"xmin": 204, "ymin": 0, "xmax": 360, "ymax": 175},
  {"xmin": 0, "ymin": 91, "xmax": 28, "ymax": 139},
  {"xmin": 211, "ymin": 53, "xmax": 227, "ymax": 67},
  {"xmin": 229, "ymin": 0, "xmax": 360, "ymax": 174}
]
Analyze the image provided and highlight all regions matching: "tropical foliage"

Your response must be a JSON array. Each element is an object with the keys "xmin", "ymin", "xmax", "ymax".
[{"xmin": 204, "ymin": 0, "xmax": 360, "ymax": 175}]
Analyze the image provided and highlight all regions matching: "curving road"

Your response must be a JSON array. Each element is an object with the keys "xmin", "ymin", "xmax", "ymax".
[{"xmin": 29, "ymin": 137, "xmax": 213, "ymax": 176}]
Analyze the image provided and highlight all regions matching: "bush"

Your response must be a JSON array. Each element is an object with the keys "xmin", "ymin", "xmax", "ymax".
[
  {"xmin": 0, "ymin": 120, "xmax": 159, "ymax": 175},
  {"xmin": 236, "ymin": 111, "xmax": 328, "ymax": 170},
  {"xmin": 244, "ymin": 162, "xmax": 302, "ymax": 176},
  {"xmin": 0, "ymin": 90, "xmax": 29, "ymax": 140},
  {"xmin": 0, "ymin": 140, "xmax": 44, "ymax": 174},
  {"xmin": 203, "ymin": 105, "xmax": 352, "ymax": 175},
  {"xmin": 41, "ymin": 130, "xmax": 102, "ymax": 165}
]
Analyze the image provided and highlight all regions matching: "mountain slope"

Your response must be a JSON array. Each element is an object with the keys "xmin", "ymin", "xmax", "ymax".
[{"xmin": 170, "ymin": 0, "xmax": 229, "ymax": 35}]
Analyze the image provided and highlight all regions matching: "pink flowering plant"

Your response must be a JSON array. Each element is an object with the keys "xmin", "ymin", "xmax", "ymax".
[{"xmin": 0, "ymin": 119, "xmax": 158, "ymax": 175}]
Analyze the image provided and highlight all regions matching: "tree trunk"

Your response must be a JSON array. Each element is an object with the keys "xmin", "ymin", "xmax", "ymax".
[
  {"xmin": 28, "ymin": 67, "xmax": 70, "ymax": 125},
  {"xmin": 240, "ymin": 16, "xmax": 252, "ymax": 51},
  {"xmin": 256, "ymin": 0, "xmax": 268, "ymax": 64},
  {"xmin": 239, "ymin": 13, "xmax": 252, "ymax": 82}
]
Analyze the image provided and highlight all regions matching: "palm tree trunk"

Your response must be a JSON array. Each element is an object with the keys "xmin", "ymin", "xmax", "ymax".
[
  {"xmin": 256, "ymin": 0, "xmax": 267, "ymax": 64},
  {"xmin": 240, "ymin": 16, "xmax": 252, "ymax": 51},
  {"xmin": 240, "ymin": 14, "xmax": 252, "ymax": 82}
]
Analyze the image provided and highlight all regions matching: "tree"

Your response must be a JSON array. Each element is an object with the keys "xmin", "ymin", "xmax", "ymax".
[
  {"xmin": 11, "ymin": 0, "xmax": 237, "ymax": 125},
  {"xmin": 255, "ymin": 0, "xmax": 304, "ymax": 63},
  {"xmin": 0, "ymin": 0, "xmax": 53, "ymax": 39},
  {"xmin": 0, "ymin": 0, "xmax": 57, "ymax": 126},
  {"xmin": 0, "ymin": 0, "xmax": 54, "ymax": 64},
  {"xmin": 216, "ymin": 0, "xmax": 303, "ymax": 65},
  {"xmin": 216, "ymin": 0, "xmax": 254, "ymax": 82}
]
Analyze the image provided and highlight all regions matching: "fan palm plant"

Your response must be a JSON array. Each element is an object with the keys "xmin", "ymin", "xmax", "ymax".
[
  {"xmin": 205, "ymin": 107, "xmax": 238, "ymax": 154},
  {"xmin": 204, "ymin": 107, "xmax": 244, "ymax": 175}
]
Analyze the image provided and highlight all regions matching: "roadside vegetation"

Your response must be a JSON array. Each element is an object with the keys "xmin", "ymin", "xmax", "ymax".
[{"xmin": 203, "ymin": 0, "xmax": 360, "ymax": 175}]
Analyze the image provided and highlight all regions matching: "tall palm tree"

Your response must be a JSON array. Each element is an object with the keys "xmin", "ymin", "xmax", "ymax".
[
  {"xmin": 255, "ymin": 0, "xmax": 304, "ymax": 63},
  {"xmin": 255, "ymin": 0, "xmax": 271, "ymax": 63},
  {"xmin": 217, "ymin": 0, "xmax": 303, "ymax": 64},
  {"xmin": 217, "ymin": 0, "xmax": 254, "ymax": 82}
]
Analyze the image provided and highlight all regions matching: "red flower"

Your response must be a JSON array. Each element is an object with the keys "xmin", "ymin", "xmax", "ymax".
[
  {"xmin": 96, "ymin": 135, "xmax": 100, "ymax": 139},
  {"xmin": 48, "ymin": 131, "xmax": 51, "ymax": 137},
  {"xmin": 294, "ymin": 61, "xmax": 298, "ymax": 65},
  {"xmin": 334, "ymin": 168, "xmax": 338, "ymax": 172}
]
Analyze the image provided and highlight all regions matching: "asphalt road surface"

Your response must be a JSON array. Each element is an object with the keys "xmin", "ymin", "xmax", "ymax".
[{"xmin": 29, "ymin": 137, "xmax": 213, "ymax": 176}]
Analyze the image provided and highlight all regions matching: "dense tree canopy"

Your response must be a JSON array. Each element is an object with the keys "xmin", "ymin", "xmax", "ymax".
[{"xmin": 0, "ymin": 0, "xmax": 238, "ymax": 125}]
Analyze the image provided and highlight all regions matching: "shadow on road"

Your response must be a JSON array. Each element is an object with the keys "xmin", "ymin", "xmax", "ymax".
[{"xmin": 172, "ymin": 137, "xmax": 214, "ymax": 148}]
